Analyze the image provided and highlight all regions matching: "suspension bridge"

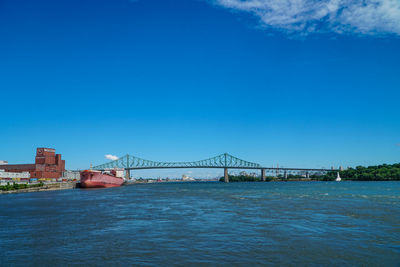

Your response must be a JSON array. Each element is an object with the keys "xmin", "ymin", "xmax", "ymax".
[{"xmin": 92, "ymin": 153, "xmax": 338, "ymax": 182}]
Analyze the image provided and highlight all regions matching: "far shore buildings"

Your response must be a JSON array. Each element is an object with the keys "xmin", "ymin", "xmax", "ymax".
[
  {"xmin": 0, "ymin": 148, "xmax": 65, "ymax": 179},
  {"xmin": 182, "ymin": 174, "xmax": 195, "ymax": 181}
]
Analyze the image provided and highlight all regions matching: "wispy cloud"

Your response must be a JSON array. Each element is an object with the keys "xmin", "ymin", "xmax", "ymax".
[
  {"xmin": 211, "ymin": 0, "xmax": 400, "ymax": 36},
  {"xmin": 105, "ymin": 154, "xmax": 119, "ymax": 161}
]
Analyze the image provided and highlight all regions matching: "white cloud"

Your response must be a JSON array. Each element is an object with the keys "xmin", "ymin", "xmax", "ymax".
[
  {"xmin": 105, "ymin": 154, "xmax": 119, "ymax": 161},
  {"xmin": 211, "ymin": 0, "xmax": 400, "ymax": 35}
]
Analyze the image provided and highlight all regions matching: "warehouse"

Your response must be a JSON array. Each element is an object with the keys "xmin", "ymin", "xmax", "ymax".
[{"xmin": 0, "ymin": 148, "xmax": 65, "ymax": 179}]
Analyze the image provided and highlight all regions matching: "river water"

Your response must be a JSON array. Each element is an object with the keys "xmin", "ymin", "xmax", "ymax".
[{"xmin": 1, "ymin": 181, "xmax": 399, "ymax": 266}]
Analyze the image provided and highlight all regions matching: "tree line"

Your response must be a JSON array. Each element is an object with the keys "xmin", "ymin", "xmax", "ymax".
[
  {"xmin": 219, "ymin": 163, "xmax": 400, "ymax": 182},
  {"xmin": 0, "ymin": 182, "xmax": 44, "ymax": 191},
  {"xmin": 324, "ymin": 163, "xmax": 400, "ymax": 181}
]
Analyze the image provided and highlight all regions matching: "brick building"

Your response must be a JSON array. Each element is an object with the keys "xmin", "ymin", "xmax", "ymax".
[{"xmin": 0, "ymin": 148, "xmax": 65, "ymax": 179}]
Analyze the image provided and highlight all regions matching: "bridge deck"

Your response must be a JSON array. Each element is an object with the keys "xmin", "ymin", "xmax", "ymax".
[{"xmin": 93, "ymin": 153, "xmax": 338, "ymax": 172}]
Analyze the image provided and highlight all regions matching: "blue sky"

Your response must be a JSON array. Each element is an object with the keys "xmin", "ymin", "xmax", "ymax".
[{"xmin": 1, "ymin": 0, "xmax": 399, "ymax": 178}]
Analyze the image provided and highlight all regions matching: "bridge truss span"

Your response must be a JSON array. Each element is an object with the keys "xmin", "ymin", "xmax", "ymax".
[
  {"xmin": 92, "ymin": 153, "xmax": 338, "ymax": 182},
  {"xmin": 92, "ymin": 153, "xmax": 261, "ymax": 170}
]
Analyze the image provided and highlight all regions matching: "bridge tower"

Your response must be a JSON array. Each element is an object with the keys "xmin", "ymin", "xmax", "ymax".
[
  {"xmin": 224, "ymin": 168, "xmax": 229, "ymax": 183},
  {"xmin": 261, "ymin": 169, "xmax": 266, "ymax": 181},
  {"xmin": 276, "ymin": 163, "xmax": 279, "ymax": 177}
]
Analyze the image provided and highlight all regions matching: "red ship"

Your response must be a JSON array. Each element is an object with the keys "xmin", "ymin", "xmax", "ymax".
[{"xmin": 80, "ymin": 170, "xmax": 125, "ymax": 188}]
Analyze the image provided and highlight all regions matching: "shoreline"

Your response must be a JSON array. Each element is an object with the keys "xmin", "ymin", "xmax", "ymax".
[
  {"xmin": 2, "ymin": 179, "xmax": 398, "ymax": 194},
  {"xmin": 0, "ymin": 182, "xmax": 78, "ymax": 194}
]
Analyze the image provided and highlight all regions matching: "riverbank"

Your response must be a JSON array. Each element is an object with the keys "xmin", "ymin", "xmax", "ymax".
[
  {"xmin": 0, "ymin": 182, "xmax": 78, "ymax": 194},
  {"xmin": 1, "ymin": 180, "xmax": 163, "ymax": 194},
  {"xmin": 220, "ymin": 174, "xmax": 400, "ymax": 182}
]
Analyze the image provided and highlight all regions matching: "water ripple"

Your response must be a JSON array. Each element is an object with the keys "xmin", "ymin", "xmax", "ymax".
[{"xmin": 1, "ymin": 181, "xmax": 399, "ymax": 266}]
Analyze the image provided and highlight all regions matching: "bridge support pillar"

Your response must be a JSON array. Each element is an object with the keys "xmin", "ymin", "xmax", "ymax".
[
  {"xmin": 261, "ymin": 169, "xmax": 266, "ymax": 181},
  {"xmin": 306, "ymin": 172, "xmax": 309, "ymax": 179},
  {"xmin": 125, "ymin": 169, "xmax": 130, "ymax": 180},
  {"xmin": 224, "ymin": 168, "xmax": 229, "ymax": 183},
  {"xmin": 284, "ymin": 171, "xmax": 288, "ymax": 179}
]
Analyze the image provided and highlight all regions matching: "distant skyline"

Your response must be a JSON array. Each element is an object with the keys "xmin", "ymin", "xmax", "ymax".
[{"xmin": 1, "ymin": 0, "xmax": 399, "ymax": 178}]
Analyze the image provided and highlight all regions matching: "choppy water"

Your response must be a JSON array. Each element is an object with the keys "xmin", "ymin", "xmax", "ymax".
[{"xmin": 1, "ymin": 181, "xmax": 400, "ymax": 266}]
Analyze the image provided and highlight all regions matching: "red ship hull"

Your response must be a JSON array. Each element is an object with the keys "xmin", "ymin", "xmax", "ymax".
[{"xmin": 80, "ymin": 170, "xmax": 124, "ymax": 188}]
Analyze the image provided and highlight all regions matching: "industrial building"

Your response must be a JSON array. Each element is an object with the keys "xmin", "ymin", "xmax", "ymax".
[
  {"xmin": 0, "ymin": 170, "xmax": 30, "ymax": 179},
  {"xmin": 0, "ymin": 148, "xmax": 65, "ymax": 179}
]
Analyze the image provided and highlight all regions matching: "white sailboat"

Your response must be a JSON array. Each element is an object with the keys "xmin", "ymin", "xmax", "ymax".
[{"xmin": 336, "ymin": 172, "xmax": 342, "ymax": 182}]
